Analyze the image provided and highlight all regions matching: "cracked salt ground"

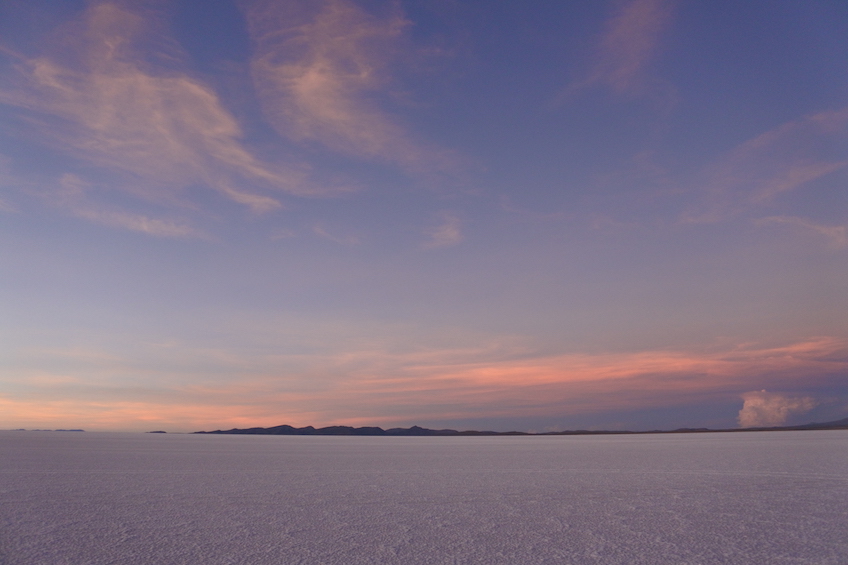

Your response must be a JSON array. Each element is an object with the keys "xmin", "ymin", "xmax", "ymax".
[{"xmin": 1, "ymin": 431, "xmax": 846, "ymax": 564}]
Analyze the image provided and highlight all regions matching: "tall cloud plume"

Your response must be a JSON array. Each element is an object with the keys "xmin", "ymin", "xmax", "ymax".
[
  {"xmin": 0, "ymin": 2, "xmax": 327, "ymax": 219},
  {"xmin": 738, "ymin": 390, "xmax": 816, "ymax": 428},
  {"xmin": 244, "ymin": 0, "xmax": 454, "ymax": 174}
]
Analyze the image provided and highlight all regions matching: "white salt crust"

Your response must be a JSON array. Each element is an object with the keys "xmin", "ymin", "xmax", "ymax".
[{"xmin": 1, "ymin": 430, "xmax": 846, "ymax": 564}]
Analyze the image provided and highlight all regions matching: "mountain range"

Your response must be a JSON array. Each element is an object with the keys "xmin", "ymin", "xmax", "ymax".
[{"xmin": 194, "ymin": 418, "xmax": 848, "ymax": 436}]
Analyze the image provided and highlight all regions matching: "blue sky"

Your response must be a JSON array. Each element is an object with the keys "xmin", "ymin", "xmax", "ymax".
[{"xmin": 1, "ymin": 0, "xmax": 846, "ymax": 432}]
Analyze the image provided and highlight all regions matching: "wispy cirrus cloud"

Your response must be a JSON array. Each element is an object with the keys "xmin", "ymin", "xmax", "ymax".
[
  {"xmin": 55, "ymin": 174, "xmax": 202, "ymax": 238},
  {"xmin": 422, "ymin": 211, "xmax": 462, "ymax": 249},
  {"xmin": 244, "ymin": 0, "xmax": 456, "ymax": 174},
  {"xmin": 755, "ymin": 216, "xmax": 847, "ymax": 249},
  {"xmin": 0, "ymin": 3, "xmax": 330, "ymax": 221},
  {"xmin": 313, "ymin": 223, "xmax": 360, "ymax": 246},
  {"xmin": 684, "ymin": 108, "xmax": 848, "ymax": 223},
  {"xmin": 562, "ymin": 0, "xmax": 675, "ymax": 100}
]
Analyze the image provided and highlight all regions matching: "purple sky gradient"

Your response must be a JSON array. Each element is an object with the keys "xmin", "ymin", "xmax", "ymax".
[{"xmin": 1, "ymin": 0, "xmax": 846, "ymax": 432}]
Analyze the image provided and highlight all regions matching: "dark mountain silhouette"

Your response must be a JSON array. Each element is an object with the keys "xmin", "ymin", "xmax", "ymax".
[
  {"xmin": 195, "ymin": 424, "xmax": 499, "ymax": 436},
  {"xmin": 194, "ymin": 417, "xmax": 848, "ymax": 436},
  {"xmin": 795, "ymin": 416, "xmax": 848, "ymax": 429}
]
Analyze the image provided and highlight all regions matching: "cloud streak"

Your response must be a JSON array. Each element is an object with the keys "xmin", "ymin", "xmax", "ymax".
[
  {"xmin": 685, "ymin": 108, "xmax": 848, "ymax": 223},
  {"xmin": 423, "ymin": 211, "xmax": 462, "ymax": 249},
  {"xmin": 0, "ymin": 3, "xmax": 330, "ymax": 223},
  {"xmin": 755, "ymin": 216, "xmax": 848, "ymax": 249},
  {"xmin": 328, "ymin": 337, "xmax": 846, "ymax": 424},
  {"xmin": 244, "ymin": 0, "xmax": 455, "ymax": 174},
  {"xmin": 313, "ymin": 223, "xmax": 360, "ymax": 246},
  {"xmin": 3, "ymin": 332, "xmax": 844, "ymax": 431},
  {"xmin": 55, "ymin": 174, "xmax": 201, "ymax": 238},
  {"xmin": 563, "ymin": 0, "xmax": 675, "ymax": 99}
]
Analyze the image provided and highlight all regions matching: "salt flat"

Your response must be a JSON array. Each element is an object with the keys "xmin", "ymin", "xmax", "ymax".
[{"xmin": 1, "ymin": 430, "xmax": 846, "ymax": 564}]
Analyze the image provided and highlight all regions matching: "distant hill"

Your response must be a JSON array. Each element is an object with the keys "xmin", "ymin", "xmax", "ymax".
[
  {"xmin": 195, "ymin": 424, "xmax": 505, "ymax": 436},
  {"xmin": 194, "ymin": 417, "xmax": 848, "ymax": 436},
  {"xmin": 793, "ymin": 417, "xmax": 848, "ymax": 430}
]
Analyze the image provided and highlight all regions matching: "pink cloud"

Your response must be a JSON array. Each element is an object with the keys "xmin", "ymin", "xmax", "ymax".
[
  {"xmin": 737, "ymin": 390, "xmax": 816, "ymax": 427},
  {"xmin": 0, "ymin": 3, "xmax": 336, "ymax": 228},
  {"xmin": 321, "ymin": 337, "xmax": 845, "ymax": 422},
  {"xmin": 55, "ymin": 174, "xmax": 202, "ymax": 238},
  {"xmin": 244, "ymin": 0, "xmax": 457, "ymax": 175},
  {"xmin": 0, "ymin": 396, "xmax": 276, "ymax": 431},
  {"xmin": 3, "ymin": 334, "xmax": 843, "ymax": 431}
]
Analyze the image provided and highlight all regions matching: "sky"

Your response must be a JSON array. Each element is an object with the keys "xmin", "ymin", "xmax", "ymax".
[{"xmin": 1, "ymin": 0, "xmax": 846, "ymax": 433}]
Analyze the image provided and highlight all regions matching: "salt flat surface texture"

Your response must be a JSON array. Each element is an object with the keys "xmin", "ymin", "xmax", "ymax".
[{"xmin": 1, "ymin": 431, "xmax": 846, "ymax": 565}]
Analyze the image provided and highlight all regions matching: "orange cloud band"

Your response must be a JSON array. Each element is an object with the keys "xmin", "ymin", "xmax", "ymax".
[{"xmin": 3, "ymin": 336, "xmax": 844, "ymax": 432}]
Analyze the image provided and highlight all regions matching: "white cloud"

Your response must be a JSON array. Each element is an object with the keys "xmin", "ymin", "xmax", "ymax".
[{"xmin": 737, "ymin": 390, "xmax": 816, "ymax": 428}]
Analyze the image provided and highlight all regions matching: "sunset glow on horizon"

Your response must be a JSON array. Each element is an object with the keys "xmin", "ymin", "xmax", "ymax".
[{"xmin": 1, "ymin": 0, "xmax": 846, "ymax": 432}]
